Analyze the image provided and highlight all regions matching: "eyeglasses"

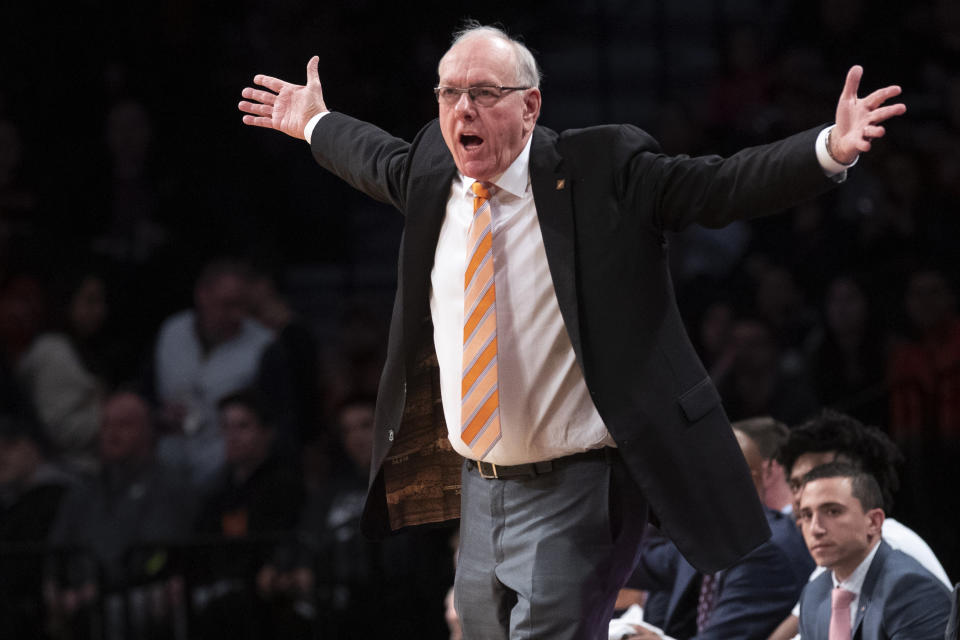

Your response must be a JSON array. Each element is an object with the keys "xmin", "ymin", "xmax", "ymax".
[{"xmin": 434, "ymin": 85, "xmax": 529, "ymax": 107}]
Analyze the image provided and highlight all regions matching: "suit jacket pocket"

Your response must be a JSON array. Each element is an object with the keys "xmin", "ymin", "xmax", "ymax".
[{"xmin": 677, "ymin": 377, "xmax": 721, "ymax": 423}]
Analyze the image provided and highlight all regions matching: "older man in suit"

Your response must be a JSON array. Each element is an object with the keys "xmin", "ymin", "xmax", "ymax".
[
  {"xmin": 239, "ymin": 23, "xmax": 904, "ymax": 640},
  {"xmin": 796, "ymin": 462, "xmax": 950, "ymax": 639}
]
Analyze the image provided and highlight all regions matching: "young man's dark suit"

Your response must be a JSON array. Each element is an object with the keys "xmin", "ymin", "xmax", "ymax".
[
  {"xmin": 309, "ymin": 111, "xmax": 837, "ymax": 573},
  {"xmin": 798, "ymin": 540, "xmax": 951, "ymax": 640}
]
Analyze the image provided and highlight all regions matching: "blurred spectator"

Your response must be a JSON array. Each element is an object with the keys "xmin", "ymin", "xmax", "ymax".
[
  {"xmin": 689, "ymin": 296, "xmax": 734, "ymax": 379},
  {"xmin": 731, "ymin": 416, "xmax": 793, "ymax": 514},
  {"xmin": 196, "ymin": 388, "xmax": 302, "ymax": 536},
  {"xmin": 445, "ymin": 585, "xmax": 463, "ymax": 640},
  {"xmin": 152, "ymin": 259, "xmax": 273, "ymax": 488},
  {"xmin": 1, "ymin": 273, "xmax": 102, "ymax": 474},
  {"xmin": 0, "ymin": 414, "xmax": 75, "ymax": 541},
  {"xmin": 15, "ymin": 270, "xmax": 124, "ymax": 476},
  {"xmin": 753, "ymin": 264, "xmax": 817, "ymax": 354},
  {"xmin": 886, "ymin": 265, "xmax": 960, "ymax": 578},
  {"xmin": 249, "ymin": 269, "xmax": 322, "ymax": 463},
  {"xmin": 191, "ymin": 387, "xmax": 303, "ymax": 640},
  {"xmin": 716, "ymin": 316, "xmax": 818, "ymax": 425},
  {"xmin": 90, "ymin": 100, "xmax": 169, "ymax": 266},
  {"xmin": 805, "ymin": 274, "xmax": 890, "ymax": 426},
  {"xmin": 0, "ymin": 414, "xmax": 76, "ymax": 639},
  {"xmin": 45, "ymin": 390, "xmax": 196, "ymax": 635},
  {"xmin": 444, "ymin": 531, "xmax": 463, "ymax": 640},
  {"xmin": 258, "ymin": 394, "xmax": 452, "ymax": 639},
  {"xmin": 0, "ymin": 274, "xmax": 47, "ymax": 371},
  {"xmin": 888, "ymin": 266, "xmax": 960, "ymax": 442}
]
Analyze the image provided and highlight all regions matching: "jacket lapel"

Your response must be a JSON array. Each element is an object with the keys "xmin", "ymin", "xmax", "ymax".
[
  {"xmin": 852, "ymin": 541, "xmax": 889, "ymax": 638},
  {"xmin": 401, "ymin": 146, "xmax": 457, "ymax": 370},
  {"xmin": 529, "ymin": 127, "xmax": 584, "ymax": 368}
]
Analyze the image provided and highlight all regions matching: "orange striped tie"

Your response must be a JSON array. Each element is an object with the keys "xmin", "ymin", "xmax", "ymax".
[{"xmin": 461, "ymin": 181, "xmax": 501, "ymax": 458}]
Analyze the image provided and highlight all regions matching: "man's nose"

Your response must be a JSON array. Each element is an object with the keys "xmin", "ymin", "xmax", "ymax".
[
  {"xmin": 809, "ymin": 513, "xmax": 826, "ymax": 534},
  {"xmin": 454, "ymin": 92, "xmax": 476, "ymax": 117}
]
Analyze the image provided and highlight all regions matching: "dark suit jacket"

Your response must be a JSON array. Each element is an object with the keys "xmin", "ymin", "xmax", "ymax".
[
  {"xmin": 310, "ymin": 112, "xmax": 837, "ymax": 573},
  {"xmin": 798, "ymin": 540, "xmax": 952, "ymax": 640},
  {"xmin": 631, "ymin": 506, "xmax": 813, "ymax": 639}
]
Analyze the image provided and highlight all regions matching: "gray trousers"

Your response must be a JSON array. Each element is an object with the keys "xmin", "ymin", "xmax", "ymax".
[{"xmin": 454, "ymin": 449, "xmax": 648, "ymax": 640}]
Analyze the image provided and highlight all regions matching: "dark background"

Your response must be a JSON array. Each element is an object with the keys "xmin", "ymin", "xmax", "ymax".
[{"xmin": 2, "ymin": 0, "xmax": 958, "ymax": 604}]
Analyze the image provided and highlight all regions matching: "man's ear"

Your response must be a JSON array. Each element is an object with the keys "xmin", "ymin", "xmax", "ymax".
[
  {"xmin": 760, "ymin": 459, "xmax": 775, "ymax": 484},
  {"xmin": 866, "ymin": 507, "xmax": 885, "ymax": 540},
  {"xmin": 523, "ymin": 88, "xmax": 542, "ymax": 127}
]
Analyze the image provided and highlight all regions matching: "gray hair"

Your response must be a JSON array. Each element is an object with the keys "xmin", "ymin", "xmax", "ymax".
[{"xmin": 439, "ymin": 21, "xmax": 542, "ymax": 89}]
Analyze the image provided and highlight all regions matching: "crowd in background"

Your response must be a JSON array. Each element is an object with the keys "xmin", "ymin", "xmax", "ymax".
[{"xmin": 1, "ymin": 0, "xmax": 959, "ymax": 638}]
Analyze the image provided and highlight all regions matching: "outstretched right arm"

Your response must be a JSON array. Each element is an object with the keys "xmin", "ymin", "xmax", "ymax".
[
  {"xmin": 239, "ymin": 56, "xmax": 414, "ymax": 212},
  {"xmin": 239, "ymin": 56, "xmax": 328, "ymax": 140}
]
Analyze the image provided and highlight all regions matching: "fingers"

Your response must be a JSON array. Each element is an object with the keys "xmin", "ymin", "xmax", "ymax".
[
  {"xmin": 306, "ymin": 55, "xmax": 320, "ymax": 85},
  {"xmin": 841, "ymin": 65, "xmax": 864, "ymax": 102},
  {"xmin": 254, "ymin": 73, "xmax": 290, "ymax": 93},
  {"xmin": 863, "ymin": 84, "xmax": 903, "ymax": 110},
  {"xmin": 869, "ymin": 103, "xmax": 907, "ymax": 124},
  {"xmin": 241, "ymin": 114, "xmax": 277, "ymax": 130},
  {"xmin": 238, "ymin": 100, "xmax": 272, "ymax": 117},
  {"xmin": 241, "ymin": 87, "xmax": 277, "ymax": 106}
]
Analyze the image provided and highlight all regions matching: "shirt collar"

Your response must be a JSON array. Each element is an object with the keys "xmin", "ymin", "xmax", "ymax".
[
  {"xmin": 831, "ymin": 538, "xmax": 882, "ymax": 594},
  {"xmin": 457, "ymin": 134, "xmax": 533, "ymax": 199}
]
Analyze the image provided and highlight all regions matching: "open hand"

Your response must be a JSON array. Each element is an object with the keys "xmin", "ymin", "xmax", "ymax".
[
  {"xmin": 239, "ymin": 56, "xmax": 328, "ymax": 140},
  {"xmin": 830, "ymin": 65, "xmax": 906, "ymax": 164}
]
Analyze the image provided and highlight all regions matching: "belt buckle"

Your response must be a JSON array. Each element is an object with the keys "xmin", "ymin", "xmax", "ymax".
[{"xmin": 477, "ymin": 461, "xmax": 499, "ymax": 479}]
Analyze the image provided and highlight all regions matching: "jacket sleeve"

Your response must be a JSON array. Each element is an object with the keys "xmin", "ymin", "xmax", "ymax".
[
  {"xmin": 883, "ymin": 572, "xmax": 952, "ymax": 639},
  {"xmin": 309, "ymin": 112, "xmax": 412, "ymax": 212},
  {"xmin": 612, "ymin": 124, "xmax": 837, "ymax": 233}
]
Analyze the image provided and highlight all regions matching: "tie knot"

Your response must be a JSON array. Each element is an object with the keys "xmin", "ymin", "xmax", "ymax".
[
  {"xmin": 831, "ymin": 587, "xmax": 856, "ymax": 611},
  {"xmin": 471, "ymin": 181, "xmax": 491, "ymax": 201}
]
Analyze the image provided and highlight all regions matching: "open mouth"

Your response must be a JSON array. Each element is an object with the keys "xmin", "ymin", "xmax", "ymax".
[{"xmin": 461, "ymin": 134, "xmax": 484, "ymax": 149}]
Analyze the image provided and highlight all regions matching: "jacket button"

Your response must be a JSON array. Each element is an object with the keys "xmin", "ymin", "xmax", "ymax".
[{"xmin": 388, "ymin": 429, "xmax": 395, "ymax": 442}]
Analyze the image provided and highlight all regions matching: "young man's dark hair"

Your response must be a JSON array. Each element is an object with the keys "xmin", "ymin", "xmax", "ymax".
[
  {"xmin": 778, "ymin": 409, "xmax": 903, "ymax": 513},
  {"xmin": 800, "ymin": 461, "xmax": 885, "ymax": 513}
]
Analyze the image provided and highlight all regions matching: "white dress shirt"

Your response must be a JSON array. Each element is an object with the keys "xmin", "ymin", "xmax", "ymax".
[{"xmin": 430, "ymin": 136, "xmax": 612, "ymax": 464}]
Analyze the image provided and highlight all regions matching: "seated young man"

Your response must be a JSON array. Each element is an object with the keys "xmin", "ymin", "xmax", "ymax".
[{"xmin": 796, "ymin": 462, "xmax": 950, "ymax": 640}]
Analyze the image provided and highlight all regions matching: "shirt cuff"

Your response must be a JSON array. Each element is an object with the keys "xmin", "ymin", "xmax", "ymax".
[
  {"xmin": 304, "ymin": 111, "xmax": 329, "ymax": 144},
  {"xmin": 816, "ymin": 125, "xmax": 858, "ymax": 179}
]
